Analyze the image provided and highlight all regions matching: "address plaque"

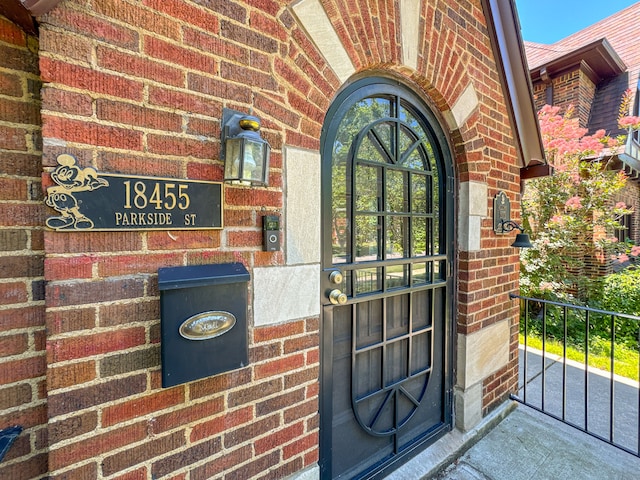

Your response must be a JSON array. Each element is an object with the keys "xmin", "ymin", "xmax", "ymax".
[{"xmin": 45, "ymin": 154, "xmax": 223, "ymax": 231}]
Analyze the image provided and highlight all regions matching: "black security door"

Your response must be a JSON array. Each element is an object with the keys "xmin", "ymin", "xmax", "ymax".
[{"xmin": 319, "ymin": 78, "xmax": 454, "ymax": 479}]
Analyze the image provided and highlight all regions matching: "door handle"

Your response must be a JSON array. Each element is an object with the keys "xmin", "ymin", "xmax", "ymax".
[
  {"xmin": 329, "ymin": 289, "xmax": 347, "ymax": 305},
  {"xmin": 329, "ymin": 270, "xmax": 343, "ymax": 284}
]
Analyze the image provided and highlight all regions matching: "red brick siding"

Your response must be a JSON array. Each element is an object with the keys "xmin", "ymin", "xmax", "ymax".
[
  {"xmin": 532, "ymin": 67, "xmax": 596, "ymax": 128},
  {"xmin": 33, "ymin": 0, "xmax": 523, "ymax": 478},
  {"xmin": 0, "ymin": 15, "xmax": 47, "ymax": 479},
  {"xmin": 449, "ymin": 0, "xmax": 522, "ymax": 408}
]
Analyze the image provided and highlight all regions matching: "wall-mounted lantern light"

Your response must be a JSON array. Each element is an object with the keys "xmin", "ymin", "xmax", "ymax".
[
  {"xmin": 221, "ymin": 108, "xmax": 270, "ymax": 186},
  {"xmin": 493, "ymin": 191, "xmax": 533, "ymax": 248},
  {"xmin": 498, "ymin": 220, "xmax": 533, "ymax": 248}
]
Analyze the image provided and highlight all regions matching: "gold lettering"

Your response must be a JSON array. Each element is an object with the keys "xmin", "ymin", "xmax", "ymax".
[
  {"xmin": 113, "ymin": 211, "xmax": 175, "ymax": 227},
  {"xmin": 184, "ymin": 213, "xmax": 196, "ymax": 226}
]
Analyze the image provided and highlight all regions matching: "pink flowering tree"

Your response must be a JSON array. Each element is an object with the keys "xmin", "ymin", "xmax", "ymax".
[{"xmin": 520, "ymin": 95, "xmax": 639, "ymax": 301}]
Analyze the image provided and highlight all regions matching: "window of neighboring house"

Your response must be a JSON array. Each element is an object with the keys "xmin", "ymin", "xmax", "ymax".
[{"xmin": 615, "ymin": 211, "xmax": 633, "ymax": 243}]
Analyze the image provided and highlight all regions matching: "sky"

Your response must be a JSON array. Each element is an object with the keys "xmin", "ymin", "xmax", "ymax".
[{"xmin": 515, "ymin": 0, "xmax": 639, "ymax": 44}]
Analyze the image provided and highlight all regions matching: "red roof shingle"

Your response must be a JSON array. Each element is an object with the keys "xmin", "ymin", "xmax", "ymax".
[
  {"xmin": 524, "ymin": 2, "xmax": 640, "ymax": 135},
  {"xmin": 525, "ymin": 2, "xmax": 640, "ymax": 92}
]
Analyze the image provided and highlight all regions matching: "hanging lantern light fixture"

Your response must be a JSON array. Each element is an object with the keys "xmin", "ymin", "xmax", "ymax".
[{"xmin": 221, "ymin": 108, "xmax": 271, "ymax": 186}]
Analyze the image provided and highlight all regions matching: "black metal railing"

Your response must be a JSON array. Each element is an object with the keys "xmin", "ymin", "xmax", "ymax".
[{"xmin": 511, "ymin": 293, "xmax": 640, "ymax": 457}]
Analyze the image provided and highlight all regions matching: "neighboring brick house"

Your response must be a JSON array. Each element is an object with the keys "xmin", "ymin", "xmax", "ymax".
[
  {"xmin": 524, "ymin": 2, "xmax": 640, "ymax": 256},
  {"xmin": 1, "ymin": 1, "xmax": 546, "ymax": 479}
]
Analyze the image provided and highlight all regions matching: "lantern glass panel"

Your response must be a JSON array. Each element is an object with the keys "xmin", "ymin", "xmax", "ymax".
[
  {"xmin": 244, "ymin": 139, "xmax": 270, "ymax": 184},
  {"xmin": 224, "ymin": 137, "xmax": 244, "ymax": 181},
  {"xmin": 243, "ymin": 138, "xmax": 262, "ymax": 182}
]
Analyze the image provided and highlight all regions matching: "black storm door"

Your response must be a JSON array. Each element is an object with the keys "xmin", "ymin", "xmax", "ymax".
[{"xmin": 319, "ymin": 78, "xmax": 455, "ymax": 479}]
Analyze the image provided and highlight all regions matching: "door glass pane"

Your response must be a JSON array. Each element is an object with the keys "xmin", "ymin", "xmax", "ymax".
[
  {"xmin": 411, "ymin": 174, "xmax": 427, "ymax": 213},
  {"xmin": 342, "ymin": 271, "xmax": 352, "ymax": 297},
  {"xmin": 342, "ymin": 98, "xmax": 391, "ymax": 138},
  {"xmin": 411, "ymin": 217, "xmax": 427, "ymax": 257},
  {"xmin": 399, "ymin": 106, "xmax": 423, "ymax": 135},
  {"xmin": 431, "ymin": 155, "xmax": 440, "ymax": 252},
  {"xmin": 399, "ymin": 135, "xmax": 425, "ymax": 171},
  {"xmin": 355, "ymin": 215, "xmax": 379, "ymax": 262},
  {"xmin": 332, "ymin": 144, "xmax": 349, "ymax": 264},
  {"xmin": 356, "ymin": 267, "xmax": 382, "ymax": 294},
  {"xmin": 411, "ymin": 262, "xmax": 428, "ymax": 285},
  {"xmin": 398, "ymin": 128, "xmax": 415, "ymax": 162},
  {"xmin": 386, "ymin": 264, "xmax": 408, "ymax": 289},
  {"xmin": 332, "ymin": 206, "xmax": 348, "ymax": 264},
  {"xmin": 356, "ymin": 165, "xmax": 381, "ymax": 212},
  {"xmin": 386, "ymin": 170, "xmax": 407, "ymax": 212},
  {"xmin": 386, "ymin": 216, "xmax": 408, "ymax": 259},
  {"xmin": 371, "ymin": 122, "xmax": 393, "ymax": 163},
  {"xmin": 433, "ymin": 260, "xmax": 447, "ymax": 282},
  {"xmin": 433, "ymin": 213, "xmax": 440, "ymax": 254},
  {"xmin": 437, "ymin": 260, "xmax": 447, "ymax": 281},
  {"xmin": 403, "ymin": 144, "xmax": 425, "ymax": 170},
  {"xmin": 359, "ymin": 134, "xmax": 389, "ymax": 163}
]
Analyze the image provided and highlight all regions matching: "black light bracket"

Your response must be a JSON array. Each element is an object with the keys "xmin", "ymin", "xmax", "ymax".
[{"xmin": 499, "ymin": 220, "xmax": 525, "ymax": 234}]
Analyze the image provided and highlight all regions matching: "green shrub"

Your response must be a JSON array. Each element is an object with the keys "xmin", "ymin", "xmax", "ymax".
[{"xmin": 600, "ymin": 268, "xmax": 640, "ymax": 346}]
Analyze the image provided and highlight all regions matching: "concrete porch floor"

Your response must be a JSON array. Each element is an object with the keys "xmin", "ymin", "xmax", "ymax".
[{"xmin": 384, "ymin": 402, "xmax": 640, "ymax": 479}]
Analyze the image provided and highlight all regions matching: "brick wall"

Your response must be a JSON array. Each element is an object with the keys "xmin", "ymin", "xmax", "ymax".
[
  {"xmin": 532, "ymin": 67, "xmax": 596, "ymax": 127},
  {"xmin": 576, "ymin": 70, "xmax": 597, "ymax": 127},
  {"xmin": 38, "ymin": 1, "xmax": 321, "ymax": 478},
  {"xmin": 0, "ymin": 14, "xmax": 48, "ymax": 480}
]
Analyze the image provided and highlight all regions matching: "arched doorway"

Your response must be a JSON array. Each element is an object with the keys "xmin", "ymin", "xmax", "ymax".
[{"xmin": 319, "ymin": 77, "xmax": 455, "ymax": 479}]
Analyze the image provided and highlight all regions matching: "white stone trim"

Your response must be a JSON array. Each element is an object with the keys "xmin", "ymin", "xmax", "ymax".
[
  {"xmin": 460, "ymin": 181, "xmax": 488, "ymax": 217},
  {"xmin": 253, "ymin": 264, "xmax": 320, "ymax": 326},
  {"xmin": 451, "ymin": 83, "xmax": 479, "ymax": 128},
  {"xmin": 458, "ymin": 213, "xmax": 480, "ymax": 252},
  {"xmin": 286, "ymin": 464, "xmax": 319, "ymax": 480},
  {"xmin": 284, "ymin": 146, "xmax": 321, "ymax": 266},
  {"xmin": 454, "ymin": 383, "xmax": 483, "ymax": 431},
  {"xmin": 400, "ymin": 0, "xmax": 421, "ymax": 70},
  {"xmin": 457, "ymin": 181, "xmax": 487, "ymax": 252},
  {"xmin": 291, "ymin": 0, "xmax": 356, "ymax": 83},
  {"xmin": 456, "ymin": 320, "xmax": 510, "ymax": 389}
]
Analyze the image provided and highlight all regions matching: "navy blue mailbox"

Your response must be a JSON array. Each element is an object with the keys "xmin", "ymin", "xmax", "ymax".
[{"xmin": 158, "ymin": 262, "xmax": 250, "ymax": 388}]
